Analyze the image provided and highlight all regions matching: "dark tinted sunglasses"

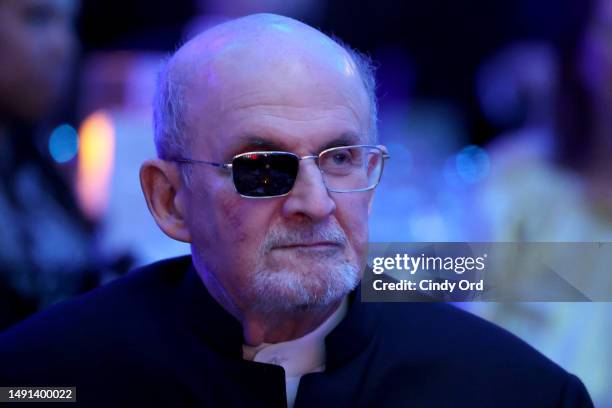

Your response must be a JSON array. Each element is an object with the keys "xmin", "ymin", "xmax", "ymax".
[{"xmin": 169, "ymin": 144, "xmax": 390, "ymax": 198}]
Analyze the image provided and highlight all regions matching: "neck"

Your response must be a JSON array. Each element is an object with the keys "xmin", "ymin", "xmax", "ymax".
[
  {"xmin": 239, "ymin": 300, "xmax": 342, "ymax": 346},
  {"xmin": 196, "ymin": 262, "xmax": 343, "ymax": 346}
]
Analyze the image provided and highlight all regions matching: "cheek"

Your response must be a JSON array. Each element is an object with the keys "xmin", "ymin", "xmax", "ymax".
[
  {"xmin": 218, "ymin": 193, "xmax": 249, "ymax": 244},
  {"xmin": 335, "ymin": 194, "xmax": 371, "ymax": 255},
  {"xmin": 191, "ymin": 184, "xmax": 279, "ymax": 260}
]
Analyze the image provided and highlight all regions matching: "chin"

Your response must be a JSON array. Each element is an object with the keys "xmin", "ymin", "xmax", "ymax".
[{"xmin": 249, "ymin": 262, "xmax": 359, "ymax": 315}]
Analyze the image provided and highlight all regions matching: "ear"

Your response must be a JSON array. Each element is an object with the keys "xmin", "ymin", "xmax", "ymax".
[{"xmin": 140, "ymin": 159, "xmax": 191, "ymax": 243}]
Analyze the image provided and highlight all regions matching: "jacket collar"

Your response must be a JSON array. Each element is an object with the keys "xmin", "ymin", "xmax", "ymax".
[{"xmin": 176, "ymin": 260, "xmax": 381, "ymax": 367}]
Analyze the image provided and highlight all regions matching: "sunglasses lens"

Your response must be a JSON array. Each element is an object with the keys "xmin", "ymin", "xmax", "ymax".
[{"xmin": 232, "ymin": 153, "xmax": 298, "ymax": 197}]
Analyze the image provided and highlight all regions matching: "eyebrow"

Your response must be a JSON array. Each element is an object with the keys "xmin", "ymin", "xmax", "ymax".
[
  {"xmin": 318, "ymin": 133, "xmax": 363, "ymax": 152},
  {"xmin": 227, "ymin": 136, "xmax": 287, "ymax": 158},
  {"xmin": 227, "ymin": 132, "xmax": 364, "ymax": 158}
]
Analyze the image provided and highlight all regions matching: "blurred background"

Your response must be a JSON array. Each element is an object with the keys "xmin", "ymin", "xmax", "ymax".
[{"xmin": 0, "ymin": 0, "xmax": 610, "ymax": 405}]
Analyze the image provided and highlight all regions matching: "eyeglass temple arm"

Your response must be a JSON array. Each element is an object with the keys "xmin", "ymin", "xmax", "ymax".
[
  {"xmin": 373, "ymin": 144, "xmax": 390, "ymax": 160},
  {"xmin": 171, "ymin": 158, "xmax": 233, "ymax": 169}
]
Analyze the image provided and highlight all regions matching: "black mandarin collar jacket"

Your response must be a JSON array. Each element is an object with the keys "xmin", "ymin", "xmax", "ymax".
[{"xmin": 0, "ymin": 256, "xmax": 594, "ymax": 407}]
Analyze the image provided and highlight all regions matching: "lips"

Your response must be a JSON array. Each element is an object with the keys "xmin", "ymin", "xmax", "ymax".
[{"xmin": 273, "ymin": 242, "xmax": 341, "ymax": 250}]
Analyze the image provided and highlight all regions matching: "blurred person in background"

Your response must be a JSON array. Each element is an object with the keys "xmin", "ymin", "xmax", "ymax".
[
  {"xmin": 475, "ymin": 0, "xmax": 612, "ymax": 404},
  {"xmin": 0, "ymin": 0, "xmax": 107, "ymax": 331}
]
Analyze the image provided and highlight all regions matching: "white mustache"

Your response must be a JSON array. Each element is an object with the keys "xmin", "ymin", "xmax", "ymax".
[{"xmin": 262, "ymin": 222, "xmax": 348, "ymax": 252}]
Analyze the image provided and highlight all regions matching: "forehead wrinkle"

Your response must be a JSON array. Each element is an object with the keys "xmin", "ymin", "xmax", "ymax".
[
  {"xmin": 211, "ymin": 58, "xmax": 369, "ymax": 122},
  {"xmin": 247, "ymin": 109, "xmax": 367, "ymax": 140},
  {"xmin": 224, "ymin": 131, "xmax": 365, "ymax": 159}
]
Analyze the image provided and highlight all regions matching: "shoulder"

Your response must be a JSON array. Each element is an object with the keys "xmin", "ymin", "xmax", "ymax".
[
  {"xmin": 371, "ymin": 302, "xmax": 592, "ymax": 406},
  {"xmin": 0, "ymin": 256, "xmax": 192, "ymax": 367},
  {"xmin": 377, "ymin": 301, "xmax": 555, "ymax": 367}
]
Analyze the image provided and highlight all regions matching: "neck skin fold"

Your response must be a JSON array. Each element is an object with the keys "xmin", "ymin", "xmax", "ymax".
[{"xmin": 196, "ymin": 261, "xmax": 343, "ymax": 346}]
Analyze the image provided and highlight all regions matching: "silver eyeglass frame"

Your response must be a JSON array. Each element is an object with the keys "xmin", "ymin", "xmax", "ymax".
[{"xmin": 168, "ymin": 144, "xmax": 390, "ymax": 198}]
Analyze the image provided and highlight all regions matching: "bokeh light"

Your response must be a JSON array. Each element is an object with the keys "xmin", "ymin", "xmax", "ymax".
[
  {"xmin": 48, "ymin": 124, "xmax": 79, "ymax": 163},
  {"xmin": 455, "ymin": 145, "xmax": 490, "ymax": 184},
  {"xmin": 76, "ymin": 111, "xmax": 116, "ymax": 221}
]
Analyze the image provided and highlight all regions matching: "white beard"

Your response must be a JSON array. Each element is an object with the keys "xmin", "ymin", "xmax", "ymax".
[
  {"xmin": 248, "ymin": 219, "xmax": 362, "ymax": 315},
  {"xmin": 249, "ymin": 259, "xmax": 360, "ymax": 316}
]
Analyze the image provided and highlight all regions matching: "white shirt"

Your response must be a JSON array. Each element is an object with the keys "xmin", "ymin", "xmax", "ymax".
[{"xmin": 242, "ymin": 298, "xmax": 348, "ymax": 407}]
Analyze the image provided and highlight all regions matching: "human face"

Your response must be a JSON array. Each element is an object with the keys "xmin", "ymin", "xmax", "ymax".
[
  {"xmin": 0, "ymin": 0, "xmax": 76, "ymax": 120},
  {"xmin": 184, "ymin": 41, "xmax": 374, "ymax": 315}
]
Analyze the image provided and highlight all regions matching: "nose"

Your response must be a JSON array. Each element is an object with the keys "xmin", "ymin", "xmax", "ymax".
[{"xmin": 281, "ymin": 159, "xmax": 336, "ymax": 221}]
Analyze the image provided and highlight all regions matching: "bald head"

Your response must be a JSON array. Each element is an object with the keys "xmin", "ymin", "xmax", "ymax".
[{"xmin": 153, "ymin": 13, "xmax": 377, "ymax": 160}]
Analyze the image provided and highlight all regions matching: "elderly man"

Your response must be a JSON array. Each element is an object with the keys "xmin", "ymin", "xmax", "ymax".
[{"xmin": 0, "ymin": 14, "xmax": 592, "ymax": 407}]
